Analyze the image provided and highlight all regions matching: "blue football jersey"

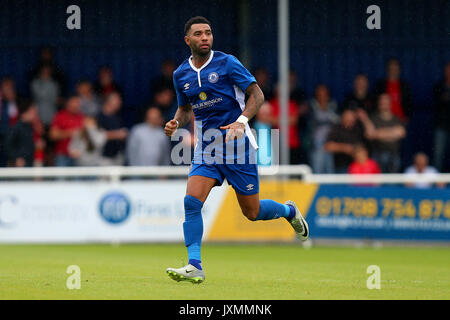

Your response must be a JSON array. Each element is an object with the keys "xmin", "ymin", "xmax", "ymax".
[{"xmin": 173, "ymin": 50, "xmax": 258, "ymax": 164}]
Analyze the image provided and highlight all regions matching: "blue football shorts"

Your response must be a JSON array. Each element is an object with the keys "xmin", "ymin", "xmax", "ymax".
[{"xmin": 188, "ymin": 163, "xmax": 259, "ymax": 195}]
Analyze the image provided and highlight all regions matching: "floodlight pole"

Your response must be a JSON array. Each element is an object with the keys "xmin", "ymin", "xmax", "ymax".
[{"xmin": 278, "ymin": 0, "xmax": 290, "ymax": 166}]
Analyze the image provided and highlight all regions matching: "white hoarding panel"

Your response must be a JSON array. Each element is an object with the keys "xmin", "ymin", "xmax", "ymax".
[{"xmin": 0, "ymin": 180, "xmax": 227, "ymax": 243}]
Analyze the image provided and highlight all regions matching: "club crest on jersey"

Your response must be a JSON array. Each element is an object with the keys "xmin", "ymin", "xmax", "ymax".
[
  {"xmin": 199, "ymin": 92, "xmax": 207, "ymax": 101},
  {"xmin": 208, "ymin": 72, "xmax": 219, "ymax": 83},
  {"xmin": 183, "ymin": 83, "xmax": 190, "ymax": 91}
]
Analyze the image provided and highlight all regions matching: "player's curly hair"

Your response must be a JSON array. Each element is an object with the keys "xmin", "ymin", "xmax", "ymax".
[{"xmin": 184, "ymin": 16, "xmax": 211, "ymax": 35}]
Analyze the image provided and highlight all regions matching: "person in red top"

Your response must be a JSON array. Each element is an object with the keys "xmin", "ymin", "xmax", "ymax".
[
  {"xmin": 269, "ymin": 86, "xmax": 302, "ymax": 164},
  {"xmin": 373, "ymin": 59, "xmax": 412, "ymax": 122},
  {"xmin": 49, "ymin": 96, "xmax": 84, "ymax": 167},
  {"xmin": 348, "ymin": 144, "xmax": 381, "ymax": 175}
]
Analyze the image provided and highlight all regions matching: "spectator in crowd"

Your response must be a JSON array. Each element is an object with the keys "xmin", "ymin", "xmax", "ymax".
[
  {"xmin": 0, "ymin": 77, "xmax": 20, "ymax": 166},
  {"xmin": 126, "ymin": 107, "xmax": 170, "ymax": 166},
  {"xmin": 432, "ymin": 62, "xmax": 450, "ymax": 172},
  {"xmin": 309, "ymin": 84, "xmax": 340, "ymax": 173},
  {"xmin": 69, "ymin": 117, "xmax": 107, "ymax": 167},
  {"xmin": 289, "ymin": 69, "xmax": 307, "ymax": 106},
  {"xmin": 290, "ymin": 70, "xmax": 310, "ymax": 164},
  {"xmin": 325, "ymin": 108, "xmax": 365, "ymax": 173},
  {"xmin": 150, "ymin": 59, "xmax": 176, "ymax": 100},
  {"xmin": 0, "ymin": 77, "xmax": 20, "ymax": 124},
  {"xmin": 30, "ymin": 110, "xmax": 46, "ymax": 167},
  {"xmin": 269, "ymin": 85, "xmax": 302, "ymax": 164},
  {"xmin": 76, "ymin": 80, "xmax": 101, "ymax": 117},
  {"xmin": 373, "ymin": 58, "xmax": 413, "ymax": 122},
  {"xmin": 405, "ymin": 152, "xmax": 445, "ymax": 189},
  {"xmin": 252, "ymin": 102, "xmax": 273, "ymax": 166},
  {"xmin": 358, "ymin": 94, "xmax": 406, "ymax": 173},
  {"xmin": 348, "ymin": 144, "xmax": 381, "ymax": 174},
  {"xmin": 153, "ymin": 86, "xmax": 177, "ymax": 123},
  {"xmin": 96, "ymin": 92, "xmax": 128, "ymax": 165},
  {"xmin": 253, "ymin": 67, "xmax": 273, "ymax": 101},
  {"xmin": 49, "ymin": 96, "xmax": 84, "ymax": 167},
  {"xmin": 31, "ymin": 64, "xmax": 60, "ymax": 127},
  {"xmin": 7, "ymin": 101, "xmax": 38, "ymax": 167},
  {"xmin": 94, "ymin": 66, "xmax": 122, "ymax": 101},
  {"xmin": 342, "ymin": 74, "xmax": 374, "ymax": 114},
  {"xmin": 30, "ymin": 47, "xmax": 67, "ymax": 96}
]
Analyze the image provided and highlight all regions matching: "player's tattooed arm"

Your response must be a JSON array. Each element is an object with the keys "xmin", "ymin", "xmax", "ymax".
[
  {"xmin": 164, "ymin": 104, "xmax": 192, "ymax": 137},
  {"xmin": 242, "ymin": 82, "xmax": 265, "ymax": 120},
  {"xmin": 220, "ymin": 83, "xmax": 264, "ymax": 142}
]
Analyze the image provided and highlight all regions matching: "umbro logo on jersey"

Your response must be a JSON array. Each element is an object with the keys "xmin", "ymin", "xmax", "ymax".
[
  {"xmin": 246, "ymin": 184, "xmax": 254, "ymax": 191},
  {"xmin": 208, "ymin": 72, "xmax": 219, "ymax": 83},
  {"xmin": 184, "ymin": 83, "xmax": 190, "ymax": 91}
]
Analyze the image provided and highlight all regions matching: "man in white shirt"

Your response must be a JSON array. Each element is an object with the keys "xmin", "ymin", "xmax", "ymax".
[{"xmin": 405, "ymin": 152, "xmax": 445, "ymax": 189}]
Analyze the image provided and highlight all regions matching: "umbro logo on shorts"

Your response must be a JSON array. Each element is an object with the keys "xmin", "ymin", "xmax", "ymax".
[{"xmin": 246, "ymin": 184, "xmax": 254, "ymax": 191}]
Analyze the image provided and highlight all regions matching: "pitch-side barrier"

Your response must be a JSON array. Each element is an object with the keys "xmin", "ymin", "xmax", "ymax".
[{"xmin": 0, "ymin": 165, "xmax": 448, "ymax": 243}]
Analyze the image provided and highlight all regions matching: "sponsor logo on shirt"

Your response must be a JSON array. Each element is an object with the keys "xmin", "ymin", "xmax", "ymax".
[
  {"xmin": 199, "ymin": 92, "xmax": 207, "ymax": 101},
  {"xmin": 191, "ymin": 97, "xmax": 223, "ymax": 110}
]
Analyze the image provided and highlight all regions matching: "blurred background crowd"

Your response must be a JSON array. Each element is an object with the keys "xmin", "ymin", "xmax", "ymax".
[
  {"xmin": 0, "ymin": 47, "xmax": 450, "ymax": 182},
  {"xmin": 252, "ymin": 58, "xmax": 450, "ymax": 181},
  {"xmin": 0, "ymin": 47, "xmax": 449, "ymax": 185},
  {"xmin": 0, "ymin": 48, "xmax": 178, "ymax": 170},
  {"xmin": 0, "ymin": 0, "xmax": 447, "ymax": 190}
]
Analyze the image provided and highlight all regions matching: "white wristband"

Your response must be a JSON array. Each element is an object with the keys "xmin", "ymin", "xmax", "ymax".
[{"xmin": 236, "ymin": 115, "xmax": 249, "ymax": 125}]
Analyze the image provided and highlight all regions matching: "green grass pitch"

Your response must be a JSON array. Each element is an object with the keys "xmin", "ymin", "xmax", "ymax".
[{"xmin": 0, "ymin": 244, "xmax": 448, "ymax": 300}]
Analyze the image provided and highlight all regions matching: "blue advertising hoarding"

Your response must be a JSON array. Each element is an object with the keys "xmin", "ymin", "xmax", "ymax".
[{"xmin": 307, "ymin": 185, "xmax": 450, "ymax": 241}]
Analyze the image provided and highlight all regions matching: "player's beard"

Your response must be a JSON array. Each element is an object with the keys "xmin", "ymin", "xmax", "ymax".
[{"xmin": 192, "ymin": 43, "xmax": 211, "ymax": 59}]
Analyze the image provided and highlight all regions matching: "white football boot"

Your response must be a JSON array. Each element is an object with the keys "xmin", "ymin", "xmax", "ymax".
[
  {"xmin": 166, "ymin": 264, "xmax": 205, "ymax": 284},
  {"xmin": 285, "ymin": 200, "xmax": 309, "ymax": 241}
]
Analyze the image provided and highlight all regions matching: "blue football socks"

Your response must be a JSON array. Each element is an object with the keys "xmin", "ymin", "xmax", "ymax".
[
  {"xmin": 183, "ymin": 195, "xmax": 203, "ymax": 270},
  {"xmin": 188, "ymin": 259, "xmax": 202, "ymax": 270},
  {"xmin": 255, "ymin": 199, "xmax": 296, "ymax": 221}
]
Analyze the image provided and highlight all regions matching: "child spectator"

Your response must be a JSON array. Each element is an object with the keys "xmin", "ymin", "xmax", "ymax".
[{"xmin": 348, "ymin": 144, "xmax": 381, "ymax": 174}]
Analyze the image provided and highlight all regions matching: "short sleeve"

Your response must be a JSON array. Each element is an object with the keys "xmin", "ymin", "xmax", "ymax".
[
  {"xmin": 226, "ymin": 55, "xmax": 256, "ymax": 92},
  {"xmin": 173, "ymin": 72, "xmax": 188, "ymax": 107}
]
